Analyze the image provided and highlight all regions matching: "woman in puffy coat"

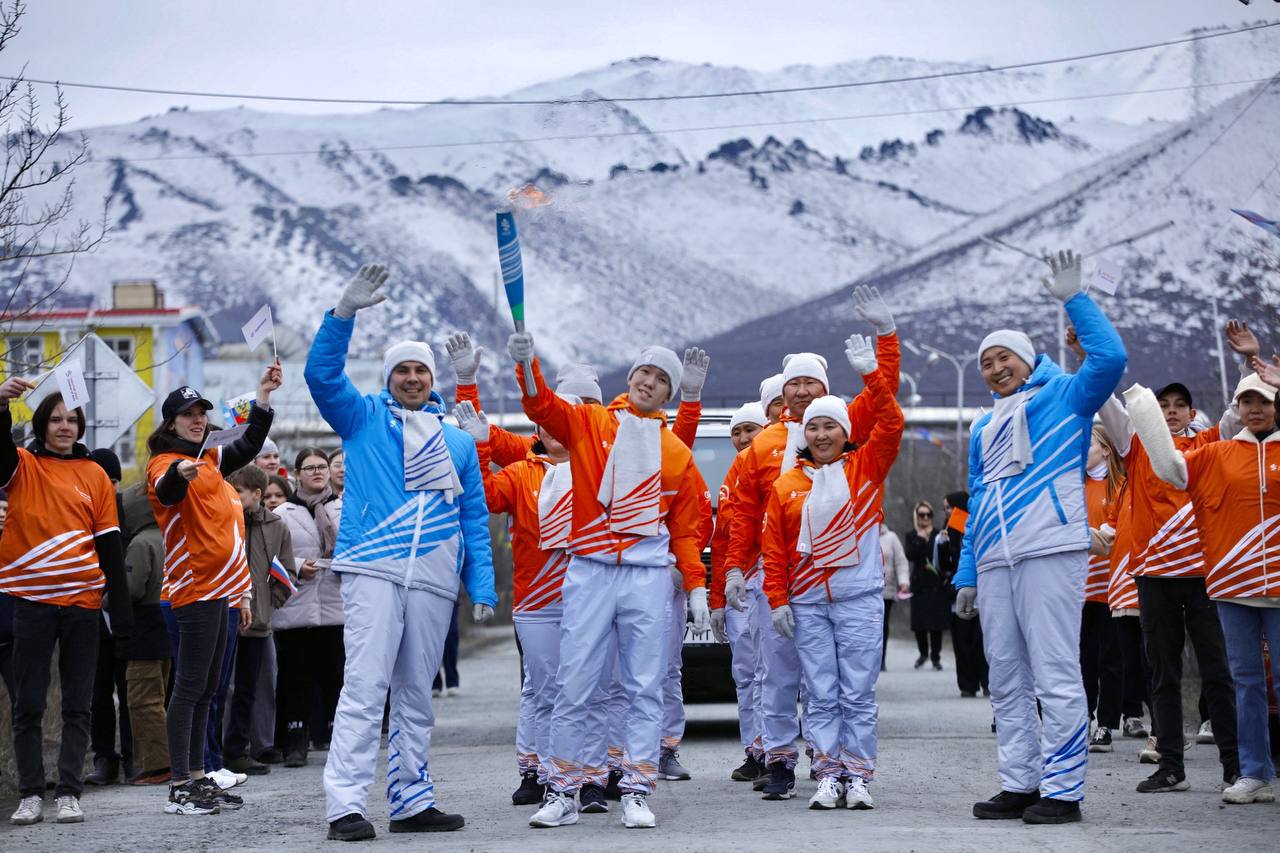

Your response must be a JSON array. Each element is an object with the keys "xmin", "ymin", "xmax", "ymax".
[{"xmin": 271, "ymin": 446, "xmax": 343, "ymax": 767}]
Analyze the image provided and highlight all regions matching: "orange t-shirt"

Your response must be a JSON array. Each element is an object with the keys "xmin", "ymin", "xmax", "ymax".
[
  {"xmin": 0, "ymin": 448, "xmax": 119, "ymax": 608},
  {"xmin": 147, "ymin": 447, "xmax": 250, "ymax": 609}
]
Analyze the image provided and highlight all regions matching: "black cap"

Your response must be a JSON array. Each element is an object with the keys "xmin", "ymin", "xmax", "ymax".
[
  {"xmin": 89, "ymin": 448, "xmax": 122, "ymax": 482},
  {"xmin": 1154, "ymin": 382, "xmax": 1193, "ymax": 407},
  {"xmin": 162, "ymin": 386, "xmax": 214, "ymax": 420}
]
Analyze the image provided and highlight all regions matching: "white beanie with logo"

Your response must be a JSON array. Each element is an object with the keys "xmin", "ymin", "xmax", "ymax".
[
  {"xmin": 382, "ymin": 341, "xmax": 437, "ymax": 387},
  {"xmin": 977, "ymin": 330, "xmax": 1035, "ymax": 371},
  {"xmin": 629, "ymin": 346, "xmax": 683, "ymax": 402},
  {"xmin": 730, "ymin": 402, "xmax": 768, "ymax": 430},
  {"xmin": 801, "ymin": 395, "xmax": 852, "ymax": 441},
  {"xmin": 782, "ymin": 352, "xmax": 829, "ymax": 392}
]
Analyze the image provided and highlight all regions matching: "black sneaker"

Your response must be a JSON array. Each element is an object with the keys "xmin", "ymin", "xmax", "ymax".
[
  {"xmin": 972, "ymin": 790, "xmax": 1040, "ymax": 820},
  {"xmin": 327, "ymin": 813, "xmax": 376, "ymax": 841},
  {"xmin": 196, "ymin": 776, "xmax": 243, "ymax": 810},
  {"xmin": 960, "ymin": 690, "xmax": 978, "ymax": 698},
  {"xmin": 578, "ymin": 783, "xmax": 609, "ymax": 814},
  {"xmin": 1088, "ymin": 727, "xmax": 1113, "ymax": 753},
  {"xmin": 1022, "ymin": 797, "xmax": 1082, "ymax": 824},
  {"xmin": 226, "ymin": 755, "xmax": 271, "ymax": 776},
  {"xmin": 1136, "ymin": 769, "xmax": 1189, "ymax": 793},
  {"xmin": 914, "ymin": 655, "xmax": 927, "ymax": 669},
  {"xmin": 388, "ymin": 806, "xmax": 465, "ymax": 833},
  {"xmin": 511, "ymin": 771, "xmax": 545, "ymax": 806},
  {"xmin": 731, "ymin": 755, "xmax": 763, "ymax": 782},
  {"xmin": 255, "ymin": 748, "xmax": 284, "ymax": 765},
  {"xmin": 761, "ymin": 762, "xmax": 796, "ymax": 800},
  {"xmin": 603, "ymin": 769, "xmax": 623, "ymax": 801},
  {"xmin": 86, "ymin": 754, "xmax": 120, "ymax": 786},
  {"xmin": 752, "ymin": 768, "xmax": 771, "ymax": 792},
  {"xmin": 283, "ymin": 750, "xmax": 308, "ymax": 768},
  {"xmin": 164, "ymin": 780, "xmax": 220, "ymax": 816}
]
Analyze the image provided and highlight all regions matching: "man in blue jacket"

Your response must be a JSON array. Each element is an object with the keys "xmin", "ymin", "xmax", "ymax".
[
  {"xmin": 306, "ymin": 264, "xmax": 497, "ymax": 842},
  {"xmin": 953, "ymin": 250, "xmax": 1127, "ymax": 826}
]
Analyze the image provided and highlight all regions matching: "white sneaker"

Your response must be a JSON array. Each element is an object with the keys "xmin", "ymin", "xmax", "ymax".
[
  {"xmin": 621, "ymin": 792, "xmax": 656, "ymax": 828},
  {"xmin": 845, "ymin": 777, "xmax": 874, "ymax": 810},
  {"xmin": 529, "ymin": 791, "xmax": 578, "ymax": 828},
  {"xmin": 55, "ymin": 795, "xmax": 84, "ymax": 824},
  {"xmin": 207, "ymin": 769, "xmax": 245, "ymax": 790},
  {"xmin": 1196, "ymin": 720, "xmax": 1215, "ymax": 745},
  {"xmin": 1223, "ymin": 777, "xmax": 1275, "ymax": 804},
  {"xmin": 1139, "ymin": 736, "xmax": 1159, "ymax": 764},
  {"xmin": 9, "ymin": 795, "xmax": 42, "ymax": 825},
  {"xmin": 808, "ymin": 777, "xmax": 845, "ymax": 810},
  {"xmin": 446, "ymin": 686, "xmax": 460, "ymax": 697}
]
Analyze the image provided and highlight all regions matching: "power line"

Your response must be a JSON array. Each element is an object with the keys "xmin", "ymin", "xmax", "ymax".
[
  {"xmin": 96, "ymin": 76, "xmax": 1271, "ymax": 166},
  {"xmin": 5, "ymin": 21, "xmax": 1278, "ymax": 108}
]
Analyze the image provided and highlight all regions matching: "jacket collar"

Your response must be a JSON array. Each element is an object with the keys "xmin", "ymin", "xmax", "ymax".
[
  {"xmin": 26, "ymin": 439, "xmax": 90, "ymax": 460},
  {"xmin": 1232, "ymin": 427, "xmax": 1280, "ymax": 444}
]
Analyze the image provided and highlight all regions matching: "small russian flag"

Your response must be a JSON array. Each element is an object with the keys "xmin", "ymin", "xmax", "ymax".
[{"xmin": 269, "ymin": 557, "xmax": 296, "ymax": 593}]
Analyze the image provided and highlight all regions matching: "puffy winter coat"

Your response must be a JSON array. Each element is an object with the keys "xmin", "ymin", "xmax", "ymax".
[{"xmin": 271, "ymin": 498, "xmax": 341, "ymax": 630}]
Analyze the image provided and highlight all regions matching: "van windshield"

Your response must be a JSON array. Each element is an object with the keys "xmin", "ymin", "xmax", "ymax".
[{"xmin": 692, "ymin": 434, "xmax": 738, "ymax": 509}]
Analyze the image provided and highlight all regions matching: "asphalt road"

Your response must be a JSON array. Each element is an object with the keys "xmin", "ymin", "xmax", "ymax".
[{"xmin": 3, "ymin": 630, "xmax": 1275, "ymax": 852}]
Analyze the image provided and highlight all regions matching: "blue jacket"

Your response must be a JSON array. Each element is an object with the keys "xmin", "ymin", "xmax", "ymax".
[
  {"xmin": 955, "ymin": 292, "xmax": 1126, "ymax": 588},
  {"xmin": 304, "ymin": 311, "xmax": 496, "ymax": 606}
]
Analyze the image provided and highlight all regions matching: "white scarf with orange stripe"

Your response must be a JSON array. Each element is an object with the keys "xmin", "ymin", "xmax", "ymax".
[
  {"xmin": 537, "ymin": 460, "xmax": 574, "ymax": 549},
  {"xmin": 798, "ymin": 460, "xmax": 859, "ymax": 567},
  {"xmin": 596, "ymin": 410, "xmax": 663, "ymax": 537}
]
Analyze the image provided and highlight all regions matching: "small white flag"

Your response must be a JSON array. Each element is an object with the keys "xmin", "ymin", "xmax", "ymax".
[
  {"xmin": 197, "ymin": 423, "xmax": 250, "ymax": 458},
  {"xmin": 1089, "ymin": 258, "xmax": 1122, "ymax": 296},
  {"xmin": 55, "ymin": 359, "xmax": 90, "ymax": 411},
  {"xmin": 241, "ymin": 304, "xmax": 275, "ymax": 353}
]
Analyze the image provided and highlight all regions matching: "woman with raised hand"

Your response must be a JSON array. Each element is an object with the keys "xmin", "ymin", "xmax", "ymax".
[
  {"xmin": 146, "ymin": 360, "xmax": 281, "ymax": 817},
  {"xmin": 0, "ymin": 385, "xmax": 133, "ymax": 827},
  {"xmin": 761, "ymin": 334, "xmax": 904, "ymax": 812},
  {"xmin": 954, "ymin": 250, "xmax": 1127, "ymax": 825}
]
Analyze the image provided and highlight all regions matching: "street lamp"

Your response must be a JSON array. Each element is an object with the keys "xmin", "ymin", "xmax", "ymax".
[
  {"xmin": 898, "ymin": 370, "xmax": 924, "ymax": 407},
  {"xmin": 905, "ymin": 339, "xmax": 980, "ymax": 486}
]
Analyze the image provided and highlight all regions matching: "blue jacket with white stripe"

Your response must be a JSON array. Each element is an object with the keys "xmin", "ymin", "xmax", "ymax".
[
  {"xmin": 304, "ymin": 310, "xmax": 497, "ymax": 606},
  {"xmin": 954, "ymin": 292, "xmax": 1126, "ymax": 588}
]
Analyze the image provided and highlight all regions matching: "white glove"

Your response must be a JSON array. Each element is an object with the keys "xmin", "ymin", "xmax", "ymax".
[
  {"xmin": 335, "ymin": 263, "xmax": 390, "ymax": 319},
  {"xmin": 956, "ymin": 587, "xmax": 977, "ymax": 620},
  {"xmin": 680, "ymin": 348, "xmax": 710, "ymax": 402},
  {"xmin": 473, "ymin": 603, "xmax": 494, "ymax": 623},
  {"xmin": 845, "ymin": 333, "xmax": 877, "ymax": 376},
  {"xmin": 771, "ymin": 604, "xmax": 795, "ymax": 639},
  {"xmin": 710, "ymin": 608, "xmax": 727, "ymax": 643},
  {"xmin": 670, "ymin": 565, "xmax": 684, "ymax": 591},
  {"xmin": 852, "ymin": 285, "xmax": 895, "ymax": 335},
  {"xmin": 688, "ymin": 587, "xmax": 711, "ymax": 633},
  {"xmin": 445, "ymin": 332, "xmax": 484, "ymax": 385},
  {"xmin": 724, "ymin": 568, "xmax": 746, "ymax": 612},
  {"xmin": 453, "ymin": 401, "xmax": 489, "ymax": 443},
  {"xmin": 1041, "ymin": 249, "xmax": 1083, "ymax": 303},
  {"xmin": 507, "ymin": 332, "xmax": 535, "ymax": 365}
]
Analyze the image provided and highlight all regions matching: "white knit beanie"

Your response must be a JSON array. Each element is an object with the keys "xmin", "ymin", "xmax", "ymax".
[
  {"xmin": 730, "ymin": 402, "xmax": 768, "ymax": 430},
  {"xmin": 758, "ymin": 373, "xmax": 784, "ymax": 414},
  {"xmin": 382, "ymin": 340, "xmax": 437, "ymax": 387},
  {"xmin": 801, "ymin": 395, "xmax": 851, "ymax": 441},
  {"xmin": 978, "ymin": 330, "xmax": 1035, "ymax": 371},
  {"xmin": 628, "ymin": 346, "xmax": 683, "ymax": 402},
  {"xmin": 555, "ymin": 362, "xmax": 602, "ymax": 402},
  {"xmin": 782, "ymin": 353, "xmax": 829, "ymax": 392},
  {"xmin": 256, "ymin": 437, "xmax": 279, "ymax": 459}
]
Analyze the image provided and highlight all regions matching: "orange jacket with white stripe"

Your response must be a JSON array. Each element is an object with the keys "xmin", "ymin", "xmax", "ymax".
[
  {"xmin": 1179, "ymin": 429, "xmax": 1280, "ymax": 601},
  {"xmin": 1124, "ymin": 427, "xmax": 1220, "ymax": 579},
  {"xmin": 761, "ymin": 370, "xmax": 904, "ymax": 608},
  {"xmin": 1105, "ymin": 479, "xmax": 1139, "ymax": 611},
  {"xmin": 1085, "ymin": 475, "xmax": 1120, "ymax": 604},
  {"xmin": 0, "ymin": 447, "xmax": 119, "ymax": 608},
  {"xmin": 517, "ymin": 359, "xmax": 707, "ymax": 591},
  {"xmin": 710, "ymin": 451, "xmax": 748, "ymax": 609},
  {"xmin": 727, "ymin": 334, "xmax": 900, "ymax": 575},
  {"xmin": 476, "ymin": 441, "xmax": 568, "ymax": 619},
  {"xmin": 147, "ymin": 446, "xmax": 252, "ymax": 609}
]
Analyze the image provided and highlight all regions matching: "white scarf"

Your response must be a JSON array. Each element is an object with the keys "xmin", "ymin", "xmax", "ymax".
[
  {"xmin": 392, "ymin": 402, "xmax": 463, "ymax": 503},
  {"xmin": 797, "ymin": 461, "xmax": 859, "ymax": 567},
  {"xmin": 596, "ymin": 410, "xmax": 663, "ymax": 537},
  {"xmin": 981, "ymin": 386, "xmax": 1041, "ymax": 484},
  {"xmin": 781, "ymin": 421, "xmax": 804, "ymax": 475},
  {"xmin": 537, "ymin": 460, "xmax": 574, "ymax": 550}
]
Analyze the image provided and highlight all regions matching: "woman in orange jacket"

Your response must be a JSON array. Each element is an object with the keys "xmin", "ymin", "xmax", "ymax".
[{"xmin": 761, "ymin": 334, "xmax": 904, "ymax": 812}]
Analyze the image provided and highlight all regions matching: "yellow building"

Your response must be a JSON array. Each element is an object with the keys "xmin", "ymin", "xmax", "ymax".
[{"xmin": 1, "ymin": 281, "xmax": 218, "ymax": 476}]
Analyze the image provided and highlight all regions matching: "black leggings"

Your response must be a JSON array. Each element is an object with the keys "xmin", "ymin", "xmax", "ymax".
[
  {"xmin": 166, "ymin": 599, "xmax": 228, "ymax": 783},
  {"xmin": 915, "ymin": 630, "xmax": 942, "ymax": 662}
]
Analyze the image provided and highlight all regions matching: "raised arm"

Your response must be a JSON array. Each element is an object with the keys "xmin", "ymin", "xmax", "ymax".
[
  {"xmin": 673, "ymin": 347, "xmax": 710, "ymax": 449},
  {"xmin": 0, "ymin": 378, "xmax": 35, "ymax": 486},
  {"xmin": 305, "ymin": 265, "xmax": 388, "ymax": 439},
  {"xmin": 509, "ymin": 333, "xmax": 585, "ymax": 450},
  {"xmin": 219, "ymin": 398, "xmax": 276, "ymax": 474},
  {"xmin": 845, "ymin": 335, "xmax": 905, "ymax": 483},
  {"xmin": 847, "ymin": 286, "xmax": 900, "ymax": 444},
  {"xmin": 1040, "ymin": 252, "xmax": 1126, "ymax": 417},
  {"xmin": 449, "ymin": 331, "xmax": 535, "ymax": 466},
  {"xmin": 1121, "ymin": 384, "xmax": 1188, "ymax": 489}
]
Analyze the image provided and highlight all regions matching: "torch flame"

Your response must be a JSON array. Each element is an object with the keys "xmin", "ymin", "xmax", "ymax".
[{"xmin": 506, "ymin": 184, "xmax": 555, "ymax": 210}]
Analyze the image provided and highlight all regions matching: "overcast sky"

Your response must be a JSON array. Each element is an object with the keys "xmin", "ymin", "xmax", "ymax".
[{"xmin": 5, "ymin": 0, "xmax": 1278, "ymax": 129}]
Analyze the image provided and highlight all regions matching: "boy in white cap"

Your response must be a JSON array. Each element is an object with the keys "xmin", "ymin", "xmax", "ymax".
[
  {"xmin": 954, "ymin": 250, "xmax": 1127, "ymax": 825},
  {"xmin": 305, "ymin": 264, "xmax": 498, "ymax": 842},
  {"xmin": 506, "ymin": 331, "xmax": 709, "ymax": 830}
]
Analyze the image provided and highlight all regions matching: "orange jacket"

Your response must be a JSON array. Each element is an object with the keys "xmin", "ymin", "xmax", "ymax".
[
  {"xmin": 148, "ymin": 449, "xmax": 251, "ymax": 609},
  {"xmin": 727, "ymin": 333, "xmax": 900, "ymax": 573},
  {"xmin": 1085, "ymin": 475, "xmax": 1120, "ymax": 604},
  {"xmin": 1181, "ymin": 431, "xmax": 1280, "ymax": 600},
  {"xmin": 710, "ymin": 450, "xmax": 748, "ymax": 609},
  {"xmin": 0, "ymin": 448, "xmax": 119, "ymax": 609},
  {"xmin": 1105, "ymin": 479, "xmax": 1139, "ymax": 611},
  {"xmin": 517, "ymin": 359, "xmax": 706, "ymax": 591},
  {"xmin": 1126, "ymin": 427, "xmax": 1219, "ymax": 579},
  {"xmin": 761, "ymin": 369, "xmax": 904, "ymax": 608},
  {"xmin": 476, "ymin": 441, "xmax": 569, "ymax": 615},
  {"xmin": 456, "ymin": 381, "xmax": 702, "ymax": 467}
]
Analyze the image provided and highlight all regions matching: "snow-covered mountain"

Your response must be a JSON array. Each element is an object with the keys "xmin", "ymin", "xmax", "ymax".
[{"xmin": 8, "ymin": 23, "xmax": 1278, "ymax": 393}]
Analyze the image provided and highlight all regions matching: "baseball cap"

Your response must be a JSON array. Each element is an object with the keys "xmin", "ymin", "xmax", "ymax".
[
  {"xmin": 162, "ymin": 386, "xmax": 214, "ymax": 420},
  {"xmin": 1154, "ymin": 382, "xmax": 1193, "ymax": 407}
]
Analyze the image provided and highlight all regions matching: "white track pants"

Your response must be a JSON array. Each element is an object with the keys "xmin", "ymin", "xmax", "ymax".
[
  {"xmin": 580, "ymin": 635, "xmax": 619, "ymax": 787},
  {"xmin": 793, "ymin": 591, "xmax": 881, "ymax": 782},
  {"xmin": 759, "ymin": 586, "xmax": 803, "ymax": 769},
  {"xmin": 978, "ymin": 551, "xmax": 1089, "ymax": 801},
  {"xmin": 662, "ymin": 586, "xmax": 688, "ymax": 750},
  {"xmin": 515, "ymin": 619, "xmax": 560, "ymax": 780},
  {"xmin": 544, "ymin": 558, "xmax": 670, "ymax": 795},
  {"xmin": 725, "ymin": 591, "xmax": 760, "ymax": 755},
  {"xmin": 323, "ymin": 573, "xmax": 453, "ymax": 822}
]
